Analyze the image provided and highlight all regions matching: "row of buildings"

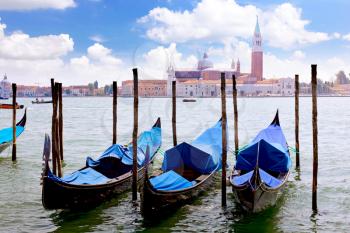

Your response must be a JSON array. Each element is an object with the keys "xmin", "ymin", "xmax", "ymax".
[{"xmin": 121, "ymin": 17, "xmax": 295, "ymax": 97}]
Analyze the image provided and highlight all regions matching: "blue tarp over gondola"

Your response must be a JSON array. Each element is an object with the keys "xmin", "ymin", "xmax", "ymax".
[
  {"xmin": 0, "ymin": 126, "xmax": 25, "ymax": 144},
  {"xmin": 235, "ymin": 119, "xmax": 291, "ymax": 173},
  {"xmin": 161, "ymin": 120, "xmax": 223, "ymax": 174},
  {"xmin": 87, "ymin": 126, "xmax": 161, "ymax": 167},
  {"xmin": 49, "ymin": 123, "xmax": 161, "ymax": 185},
  {"xmin": 152, "ymin": 119, "xmax": 225, "ymax": 191}
]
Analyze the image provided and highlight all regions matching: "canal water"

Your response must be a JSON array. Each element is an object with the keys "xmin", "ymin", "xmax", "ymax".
[{"xmin": 0, "ymin": 97, "xmax": 349, "ymax": 232}]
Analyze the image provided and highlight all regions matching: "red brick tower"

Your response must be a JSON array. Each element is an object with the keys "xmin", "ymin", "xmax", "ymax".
[{"xmin": 251, "ymin": 16, "xmax": 263, "ymax": 81}]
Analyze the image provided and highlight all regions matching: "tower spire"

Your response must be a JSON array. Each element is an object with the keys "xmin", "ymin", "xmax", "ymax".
[{"xmin": 254, "ymin": 15, "xmax": 260, "ymax": 35}]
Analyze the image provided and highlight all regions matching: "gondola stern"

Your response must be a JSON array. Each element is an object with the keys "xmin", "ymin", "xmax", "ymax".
[
  {"xmin": 270, "ymin": 109, "xmax": 280, "ymax": 126},
  {"xmin": 42, "ymin": 134, "xmax": 51, "ymax": 177},
  {"xmin": 152, "ymin": 117, "xmax": 161, "ymax": 128},
  {"xmin": 16, "ymin": 108, "xmax": 27, "ymax": 127}
]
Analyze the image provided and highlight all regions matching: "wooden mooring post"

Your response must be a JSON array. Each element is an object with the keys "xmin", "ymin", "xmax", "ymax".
[
  {"xmin": 112, "ymin": 81, "xmax": 117, "ymax": 145},
  {"xmin": 295, "ymin": 74, "xmax": 300, "ymax": 169},
  {"xmin": 54, "ymin": 82, "xmax": 62, "ymax": 178},
  {"xmin": 50, "ymin": 79, "xmax": 57, "ymax": 175},
  {"xmin": 221, "ymin": 72, "xmax": 227, "ymax": 207},
  {"xmin": 58, "ymin": 83, "xmax": 63, "ymax": 161},
  {"xmin": 12, "ymin": 83, "xmax": 17, "ymax": 161},
  {"xmin": 132, "ymin": 68, "xmax": 139, "ymax": 201},
  {"xmin": 232, "ymin": 75, "xmax": 239, "ymax": 158},
  {"xmin": 311, "ymin": 65, "xmax": 318, "ymax": 211},
  {"xmin": 172, "ymin": 80, "xmax": 177, "ymax": 146}
]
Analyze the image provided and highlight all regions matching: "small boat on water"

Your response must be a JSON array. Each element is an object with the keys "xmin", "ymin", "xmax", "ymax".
[
  {"xmin": 0, "ymin": 103, "xmax": 24, "ymax": 109},
  {"xmin": 141, "ymin": 119, "xmax": 224, "ymax": 215},
  {"xmin": 182, "ymin": 99, "xmax": 196, "ymax": 102},
  {"xmin": 0, "ymin": 109, "xmax": 27, "ymax": 154},
  {"xmin": 230, "ymin": 111, "xmax": 291, "ymax": 212},
  {"xmin": 41, "ymin": 118, "xmax": 162, "ymax": 210},
  {"xmin": 32, "ymin": 99, "xmax": 53, "ymax": 104}
]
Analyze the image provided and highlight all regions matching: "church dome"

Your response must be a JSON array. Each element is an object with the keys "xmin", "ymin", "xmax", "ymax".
[{"xmin": 197, "ymin": 53, "xmax": 213, "ymax": 70}]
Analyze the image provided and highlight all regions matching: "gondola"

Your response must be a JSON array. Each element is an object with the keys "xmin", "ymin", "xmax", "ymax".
[
  {"xmin": 0, "ymin": 109, "xmax": 27, "ymax": 154},
  {"xmin": 32, "ymin": 100, "xmax": 52, "ymax": 104},
  {"xmin": 230, "ymin": 111, "xmax": 291, "ymax": 212},
  {"xmin": 182, "ymin": 99, "xmax": 196, "ymax": 102},
  {"xmin": 0, "ymin": 103, "xmax": 24, "ymax": 109},
  {"xmin": 141, "ymin": 119, "xmax": 224, "ymax": 215},
  {"xmin": 41, "ymin": 118, "xmax": 161, "ymax": 210}
]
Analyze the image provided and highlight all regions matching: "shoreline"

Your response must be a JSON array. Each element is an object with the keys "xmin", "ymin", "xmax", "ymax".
[{"xmin": 7, "ymin": 95, "xmax": 350, "ymax": 99}]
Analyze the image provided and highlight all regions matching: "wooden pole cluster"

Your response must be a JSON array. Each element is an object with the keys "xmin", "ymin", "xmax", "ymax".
[
  {"xmin": 311, "ymin": 65, "xmax": 318, "ymax": 211},
  {"xmin": 50, "ymin": 79, "xmax": 63, "ymax": 177},
  {"xmin": 232, "ymin": 75, "xmax": 239, "ymax": 158},
  {"xmin": 12, "ymin": 83, "xmax": 17, "ymax": 161},
  {"xmin": 221, "ymin": 72, "xmax": 227, "ymax": 207},
  {"xmin": 132, "ymin": 68, "xmax": 139, "ymax": 201},
  {"xmin": 295, "ymin": 74, "xmax": 300, "ymax": 169},
  {"xmin": 112, "ymin": 81, "xmax": 117, "ymax": 145},
  {"xmin": 172, "ymin": 80, "xmax": 177, "ymax": 146}
]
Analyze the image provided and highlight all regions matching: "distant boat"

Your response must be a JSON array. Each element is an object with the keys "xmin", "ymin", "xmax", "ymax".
[
  {"xmin": 0, "ymin": 96, "xmax": 9, "ymax": 100},
  {"xmin": 182, "ymin": 99, "xmax": 196, "ymax": 102},
  {"xmin": 141, "ymin": 119, "xmax": 224, "ymax": 216},
  {"xmin": 41, "ymin": 118, "xmax": 162, "ymax": 209},
  {"xmin": 32, "ymin": 99, "xmax": 53, "ymax": 104},
  {"xmin": 0, "ymin": 109, "xmax": 27, "ymax": 154},
  {"xmin": 0, "ymin": 103, "xmax": 24, "ymax": 109},
  {"xmin": 230, "ymin": 111, "xmax": 291, "ymax": 212}
]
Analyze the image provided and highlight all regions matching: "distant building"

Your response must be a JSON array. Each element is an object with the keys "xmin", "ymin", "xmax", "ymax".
[
  {"xmin": 166, "ymin": 16, "xmax": 264, "ymax": 96},
  {"xmin": 0, "ymin": 74, "xmax": 11, "ymax": 99},
  {"xmin": 121, "ymin": 80, "xmax": 167, "ymax": 97},
  {"xmin": 175, "ymin": 77, "xmax": 295, "ymax": 97}
]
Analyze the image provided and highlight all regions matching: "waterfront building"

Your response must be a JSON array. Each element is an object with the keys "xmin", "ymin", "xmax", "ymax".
[{"xmin": 121, "ymin": 80, "xmax": 167, "ymax": 97}]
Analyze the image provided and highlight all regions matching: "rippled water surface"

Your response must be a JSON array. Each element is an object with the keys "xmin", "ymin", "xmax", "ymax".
[{"xmin": 0, "ymin": 97, "xmax": 349, "ymax": 232}]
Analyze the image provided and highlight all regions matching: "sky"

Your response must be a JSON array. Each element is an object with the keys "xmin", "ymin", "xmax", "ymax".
[{"xmin": 0, "ymin": 0, "xmax": 349, "ymax": 85}]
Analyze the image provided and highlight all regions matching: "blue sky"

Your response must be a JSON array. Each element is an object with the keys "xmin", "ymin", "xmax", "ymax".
[{"xmin": 0, "ymin": 0, "xmax": 349, "ymax": 85}]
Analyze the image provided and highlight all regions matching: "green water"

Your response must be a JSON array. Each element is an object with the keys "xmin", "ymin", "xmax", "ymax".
[{"xmin": 0, "ymin": 97, "xmax": 349, "ymax": 232}]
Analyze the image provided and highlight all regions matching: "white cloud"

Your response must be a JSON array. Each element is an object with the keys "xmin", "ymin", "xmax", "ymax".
[
  {"xmin": 89, "ymin": 35, "xmax": 106, "ymax": 43},
  {"xmin": 138, "ymin": 43, "xmax": 198, "ymax": 79},
  {"xmin": 139, "ymin": 0, "xmax": 331, "ymax": 49},
  {"xmin": 343, "ymin": 33, "xmax": 350, "ymax": 41},
  {"xmin": 0, "ymin": 23, "xmax": 74, "ymax": 60},
  {"xmin": 262, "ymin": 3, "xmax": 330, "ymax": 48},
  {"xmin": 292, "ymin": 50, "xmax": 305, "ymax": 60},
  {"xmin": 87, "ymin": 43, "xmax": 122, "ymax": 65},
  {"xmin": 332, "ymin": 32, "xmax": 341, "ymax": 39},
  {"xmin": 0, "ymin": 0, "xmax": 76, "ymax": 10}
]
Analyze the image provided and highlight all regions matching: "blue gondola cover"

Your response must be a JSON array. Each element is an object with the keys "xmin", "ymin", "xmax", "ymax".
[
  {"xmin": 231, "ymin": 168, "xmax": 282, "ymax": 188},
  {"xmin": 0, "ymin": 126, "xmax": 25, "ymax": 144},
  {"xmin": 48, "ymin": 124, "xmax": 161, "ymax": 185},
  {"xmin": 161, "ymin": 120, "xmax": 224, "ymax": 174},
  {"xmin": 87, "ymin": 126, "xmax": 161, "ymax": 167},
  {"xmin": 235, "ymin": 124, "xmax": 291, "ymax": 172},
  {"xmin": 150, "ymin": 119, "xmax": 225, "ymax": 191},
  {"xmin": 150, "ymin": 170, "xmax": 196, "ymax": 191},
  {"xmin": 58, "ymin": 168, "xmax": 110, "ymax": 185}
]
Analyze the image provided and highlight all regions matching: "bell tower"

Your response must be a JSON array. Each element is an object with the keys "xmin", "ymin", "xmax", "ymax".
[{"xmin": 251, "ymin": 16, "xmax": 263, "ymax": 81}]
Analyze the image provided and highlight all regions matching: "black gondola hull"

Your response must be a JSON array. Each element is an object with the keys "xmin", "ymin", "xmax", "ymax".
[
  {"xmin": 42, "ymin": 167, "xmax": 148, "ymax": 209},
  {"xmin": 141, "ymin": 172, "xmax": 218, "ymax": 216}
]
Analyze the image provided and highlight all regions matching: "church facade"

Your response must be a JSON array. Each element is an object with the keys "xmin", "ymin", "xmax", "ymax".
[{"xmin": 167, "ymin": 17, "xmax": 264, "ymax": 96}]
